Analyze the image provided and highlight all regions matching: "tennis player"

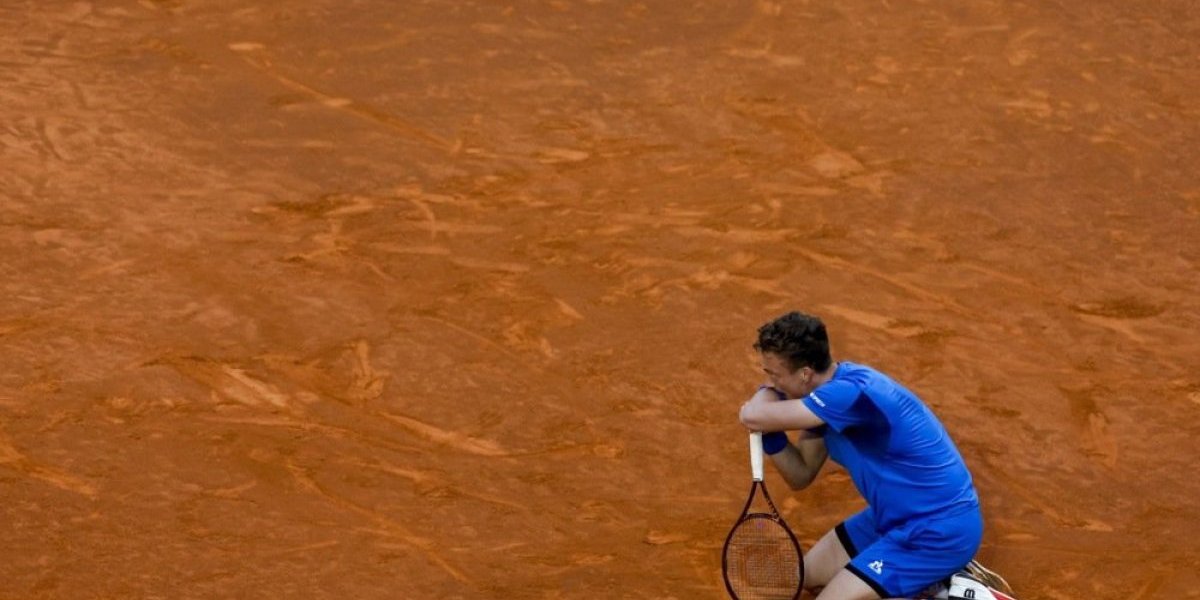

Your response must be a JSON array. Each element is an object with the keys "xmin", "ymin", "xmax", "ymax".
[{"xmin": 738, "ymin": 311, "xmax": 1017, "ymax": 600}]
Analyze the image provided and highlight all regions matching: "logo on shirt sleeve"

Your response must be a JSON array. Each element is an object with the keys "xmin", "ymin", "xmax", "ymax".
[
  {"xmin": 869, "ymin": 560, "xmax": 884, "ymax": 575},
  {"xmin": 808, "ymin": 392, "xmax": 826, "ymax": 408}
]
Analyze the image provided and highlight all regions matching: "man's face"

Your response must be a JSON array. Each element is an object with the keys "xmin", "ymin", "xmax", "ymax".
[{"xmin": 760, "ymin": 351, "xmax": 813, "ymax": 399}]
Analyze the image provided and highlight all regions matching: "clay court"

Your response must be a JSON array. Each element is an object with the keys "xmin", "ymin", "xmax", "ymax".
[{"xmin": 2, "ymin": 1, "xmax": 1198, "ymax": 598}]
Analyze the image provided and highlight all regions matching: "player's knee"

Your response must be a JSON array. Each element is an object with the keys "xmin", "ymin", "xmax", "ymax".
[
  {"xmin": 803, "ymin": 560, "xmax": 835, "ymax": 592},
  {"xmin": 804, "ymin": 530, "xmax": 852, "ymax": 591}
]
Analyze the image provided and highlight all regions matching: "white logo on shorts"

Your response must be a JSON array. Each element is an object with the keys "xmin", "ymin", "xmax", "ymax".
[{"xmin": 869, "ymin": 560, "xmax": 884, "ymax": 575}]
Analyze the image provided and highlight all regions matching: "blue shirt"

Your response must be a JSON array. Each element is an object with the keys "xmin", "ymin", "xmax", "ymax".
[{"xmin": 801, "ymin": 361, "xmax": 979, "ymax": 532}]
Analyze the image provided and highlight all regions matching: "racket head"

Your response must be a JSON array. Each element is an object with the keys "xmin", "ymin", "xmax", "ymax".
[{"xmin": 721, "ymin": 504, "xmax": 804, "ymax": 599}]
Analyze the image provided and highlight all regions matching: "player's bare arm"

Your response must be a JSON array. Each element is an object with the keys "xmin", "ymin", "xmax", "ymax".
[
  {"xmin": 738, "ymin": 386, "xmax": 826, "ymax": 432},
  {"xmin": 768, "ymin": 431, "xmax": 829, "ymax": 490},
  {"xmin": 738, "ymin": 387, "xmax": 829, "ymax": 488}
]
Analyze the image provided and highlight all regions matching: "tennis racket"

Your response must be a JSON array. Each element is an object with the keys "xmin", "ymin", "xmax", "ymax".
[{"xmin": 721, "ymin": 431, "xmax": 804, "ymax": 600}]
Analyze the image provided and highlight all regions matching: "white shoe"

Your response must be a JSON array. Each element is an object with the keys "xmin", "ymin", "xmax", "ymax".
[{"xmin": 948, "ymin": 572, "xmax": 1017, "ymax": 600}]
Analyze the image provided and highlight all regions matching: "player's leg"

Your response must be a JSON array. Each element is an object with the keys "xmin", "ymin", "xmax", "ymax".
[
  {"xmin": 838, "ymin": 508, "xmax": 983, "ymax": 600},
  {"xmin": 813, "ymin": 568, "xmax": 887, "ymax": 599},
  {"xmin": 805, "ymin": 509, "xmax": 880, "ymax": 595},
  {"xmin": 803, "ymin": 527, "xmax": 853, "ymax": 593},
  {"xmin": 813, "ymin": 569, "xmax": 951, "ymax": 599}
]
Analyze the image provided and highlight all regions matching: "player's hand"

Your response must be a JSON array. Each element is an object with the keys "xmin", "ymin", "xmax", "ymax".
[
  {"xmin": 743, "ymin": 386, "xmax": 790, "ymax": 454},
  {"xmin": 754, "ymin": 385, "xmax": 787, "ymax": 402},
  {"xmin": 740, "ymin": 385, "xmax": 785, "ymax": 425}
]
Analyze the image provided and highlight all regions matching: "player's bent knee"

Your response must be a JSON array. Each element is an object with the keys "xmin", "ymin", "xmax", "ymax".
[{"xmin": 804, "ymin": 528, "xmax": 852, "ymax": 591}]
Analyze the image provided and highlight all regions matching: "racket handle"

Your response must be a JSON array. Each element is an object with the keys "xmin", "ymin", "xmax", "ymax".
[{"xmin": 749, "ymin": 431, "xmax": 764, "ymax": 481}]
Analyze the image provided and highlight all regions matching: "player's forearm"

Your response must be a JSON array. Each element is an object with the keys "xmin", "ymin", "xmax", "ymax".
[
  {"xmin": 770, "ymin": 445, "xmax": 822, "ymax": 490},
  {"xmin": 768, "ymin": 433, "xmax": 827, "ymax": 490},
  {"xmin": 739, "ymin": 398, "xmax": 823, "ymax": 432}
]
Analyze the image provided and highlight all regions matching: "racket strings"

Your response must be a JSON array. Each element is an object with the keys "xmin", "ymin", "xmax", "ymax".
[{"xmin": 724, "ymin": 516, "xmax": 802, "ymax": 600}]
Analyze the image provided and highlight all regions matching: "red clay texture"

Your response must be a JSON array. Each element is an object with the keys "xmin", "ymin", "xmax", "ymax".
[{"xmin": 1, "ymin": 2, "xmax": 1198, "ymax": 599}]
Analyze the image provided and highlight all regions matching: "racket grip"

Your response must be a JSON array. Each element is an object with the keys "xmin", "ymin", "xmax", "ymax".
[{"xmin": 749, "ymin": 431, "xmax": 764, "ymax": 481}]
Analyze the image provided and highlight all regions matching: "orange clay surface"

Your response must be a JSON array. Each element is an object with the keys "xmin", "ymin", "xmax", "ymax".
[{"xmin": 2, "ymin": 2, "xmax": 1199, "ymax": 599}]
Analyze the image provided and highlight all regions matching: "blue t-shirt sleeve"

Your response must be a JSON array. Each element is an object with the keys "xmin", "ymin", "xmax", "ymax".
[{"xmin": 801, "ymin": 379, "xmax": 869, "ymax": 433}]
